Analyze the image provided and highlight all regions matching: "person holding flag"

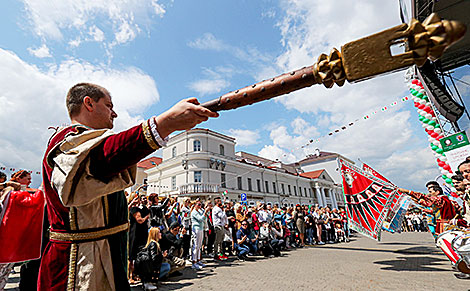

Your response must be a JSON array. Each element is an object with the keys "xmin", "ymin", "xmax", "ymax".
[{"xmin": 398, "ymin": 182, "xmax": 457, "ymax": 237}]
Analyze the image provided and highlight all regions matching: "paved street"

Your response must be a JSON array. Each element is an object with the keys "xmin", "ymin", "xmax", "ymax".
[{"xmin": 6, "ymin": 232, "xmax": 469, "ymax": 290}]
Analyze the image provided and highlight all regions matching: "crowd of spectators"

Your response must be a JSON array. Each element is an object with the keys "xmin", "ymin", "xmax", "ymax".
[
  {"xmin": 126, "ymin": 188, "xmax": 350, "ymax": 290},
  {"xmin": 402, "ymin": 210, "xmax": 429, "ymax": 232}
]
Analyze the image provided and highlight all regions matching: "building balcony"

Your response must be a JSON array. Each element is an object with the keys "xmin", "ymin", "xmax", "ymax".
[{"xmin": 179, "ymin": 183, "xmax": 220, "ymax": 195}]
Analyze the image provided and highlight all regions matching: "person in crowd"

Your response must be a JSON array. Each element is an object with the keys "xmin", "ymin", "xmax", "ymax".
[
  {"xmin": 128, "ymin": 195, "xmax": 150, "ymax": 284},
  {"xmin": 180, "ymin": 198, "xmax": 192, "ymax": 259},
  {"xmin": 293, "ymin": 204, "xmax": 306, "ymax": 246},
  {"xmin": 165, "ymin": 198, "xmax": 180, "ymax": 228},
  {"xmin": 259, "ymin": 222, "xmax": 282, "ymax": 257},
  {"xmin": 312, "ymin": 207, "xmax": 325, "ymax": 245},
  {"xmin": 190, "ymin": 200, "xmax": 208, "ymax": 270},
  {"xmin": 305, "ymin": 208, "xmax": 315, "ymax": 245},
  {"xmin": 212, "ymin": 197, "xmax": 228, "ymax": 260},
  {"xmin": 235, "ymin": 203, "xmax": 246, "ymax": 230},
  {"xmin": 285, "ymin": 207, "xmax": 296, "ymax": 247},
  {"xmin": 225, "ymin": 202, "xmax": 237, "ymax": 255},
  {"xmin": 159, "ymin": 222, "xmax": 186, "ymax": 276},
  {"xmin": 204, "ymin": 200, "xmax": 215, "ymax": 256},
  {"xmin": 236, "ymin": 220, "xmax": 258, "ymax": 261},
  {"xmin": 149, "ymin": 195, "xmax": 170, "ymax": 229},
  {"xmin": 138, "ymin": 227, "xmax": 170, "ymax": 291}
]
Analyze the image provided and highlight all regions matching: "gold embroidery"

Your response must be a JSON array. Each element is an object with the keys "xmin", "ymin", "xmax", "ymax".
[
  {"xmin": 67, "ymin": 207, "xmax": 78, "ymax": 291},
  {"xmin": 142, "ymin": 120, "xmax": 160, "ymax": 150},
  {"xmin": 67, "ymin": 243, "xmax": 78, "ymax": 291},
  {"xmin": 103, "ymin": 196, "xmax": 109, "ymax": 226},
  {"xmin": 50, "ymin": 222, "xmax": 129, "ymax": 243}
]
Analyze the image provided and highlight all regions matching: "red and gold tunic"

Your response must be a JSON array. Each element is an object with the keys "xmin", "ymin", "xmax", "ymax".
[
  {"xmin": 408, "ymin": 191, "xmax": 457, "ymax": 234},
  {"xmin": 38, "ymin": 121, "xmax": 159, "ymax": 291}
]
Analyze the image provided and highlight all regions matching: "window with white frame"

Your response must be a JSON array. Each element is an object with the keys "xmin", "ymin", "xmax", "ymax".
[
  {"xmin": 171, "ymin": 176, "xmax": 176, "ymax": 190},
  {"xmin": 172, "ymin": 147, "xmax": 176, "ymax": 158},
  {"xmin": 219, "ymin": 144, "xmax": 225, "ymax": 155},
  {"xmin": 193, "ymin": 140, "xmax": 201, "ymax": 151},
  {"xmin": 221, "ymin": 173, "xmax": 226, "ymax": 188}
]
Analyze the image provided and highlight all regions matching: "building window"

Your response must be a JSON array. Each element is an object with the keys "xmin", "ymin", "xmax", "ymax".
[
  {"xmin": 194, "ymin": 171, "xmax": 202, "ymax": 183},
  {"xmin": 299, "ymin": 187, "xmax": 302, "ymax": 197},
  {"xmin": 221, "ymin": 173, "xmax": 226, "ymax": 188},
  {"xmin": 219, "ymin": 144, "xmax": 225, "ymax": 155},
  {"xmin": 248, "ymin": 178, "xmax": 252, "ymax": 191},
  {"xmin": 172, "ymin": 147, "xmax": 176, "ymax": 158},
  {"xmin": 265, "ymin": 181, "xmax": 269, "ymax": 193},
  {"xmin": 294, "ymin": 186, "xmax": 297, "ymax": 196},
  {"xmin": 171, "ymin": 176, "xmax": 176, "ymax": 190},
  {"xmin": 237, "ymin": 177, "xmax": 242, "ymax": 190},
  {"xmin": 281, "ymin": 184, "xmax": 285, "ymax": 195},
  {"xmin": 304, "ymin": 187, "xmax": 307, "ymax": 197},
  {"xmin": 288, "ymin": 185, "xmax": 291, "ymax": 195},
  {"xmin": 193, "ymin": 140, "xmax": 201, "ymax": 151},
  {"xmin": 256, "ymin": 179, "xmax": 261, "ymax": 192},
  {"xmin": 309, "ymin": 188, "xmax": 312, "ymax": 197},
  {"xmin": 272, "ymin": 182, "xmax": 277, "ymax": 194}
]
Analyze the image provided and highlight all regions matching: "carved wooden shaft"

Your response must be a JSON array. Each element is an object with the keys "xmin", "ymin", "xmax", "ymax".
[
  {"xmin": 201, "ymin": 13, "xmax": 465, "ymax": 112},
  {"xmin": 201, "ymin": 65, "xmax": 318, "ymax": 112}
]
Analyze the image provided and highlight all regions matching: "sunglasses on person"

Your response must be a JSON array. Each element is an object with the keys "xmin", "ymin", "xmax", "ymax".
[{"xmin": 241, "ymin": 223, "xmax": 248, "ymax": 226}]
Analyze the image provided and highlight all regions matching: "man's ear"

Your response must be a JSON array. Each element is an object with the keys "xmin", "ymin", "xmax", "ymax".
[{"xmin": 83, "ymin": 96, "xmax": 94, "ymax": 112}]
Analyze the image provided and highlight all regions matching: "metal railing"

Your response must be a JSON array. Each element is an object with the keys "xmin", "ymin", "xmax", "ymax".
[{"xmin": 179, "ymin": 183, "xmax": 219, "ymax": 194}]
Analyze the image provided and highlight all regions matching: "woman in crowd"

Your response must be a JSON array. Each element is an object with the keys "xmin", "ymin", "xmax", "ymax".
[
  {"xmin": 190, "ymin": 200, "xmax": 208, "ymax": 270},
  {"xmin": 140, "ymin": 227, "xmax": 170, "ymax": 291},
  {"xmin": 313, "ymin": 207, "xmax": 325, "ymax": 245}
]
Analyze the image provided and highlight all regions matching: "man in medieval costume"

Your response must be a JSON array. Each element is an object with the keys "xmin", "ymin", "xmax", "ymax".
[{"xmin": 38, "ymin": 83, "xmax": 218, "ymax": 290}]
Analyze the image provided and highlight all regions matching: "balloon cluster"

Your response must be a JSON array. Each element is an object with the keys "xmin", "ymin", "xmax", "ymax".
[{"xmin": 407, "ymin": 78, "xmax": 453, "ymax": 185}]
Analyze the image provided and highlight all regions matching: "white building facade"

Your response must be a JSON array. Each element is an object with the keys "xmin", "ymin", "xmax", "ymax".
[{"xmin": 146, "ymin": 129, "xmax": 345, "ymax": 208}]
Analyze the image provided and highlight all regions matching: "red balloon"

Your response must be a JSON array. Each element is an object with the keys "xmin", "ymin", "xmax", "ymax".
[
  {"xmin": 414, "ymin": 102, "xmax": 419, "ymax": 107},
  {"xmin": 437, "ymin": 135, "xmax": 443, "ymax": 140},
  {"xmin": 431, "ymin": 132, "xmax": 439, "ymax": 138},
  {"xmin": 412, "ymin": 80, "xmax": 418, "ymax": 85},
  {"xmin": 418, "ymin": 104, "xmax": 425, "ymax": 110},
  {"xmin": 444, "ymin": 164, "xmax": 451, "ymax": 171},
  {"xmin": 423, "ymin": 106, "xmax": 432, "ymax": 113}
]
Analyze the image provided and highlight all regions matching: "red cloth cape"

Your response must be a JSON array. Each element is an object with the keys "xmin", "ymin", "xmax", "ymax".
[{"xmin": 0, "ymin": 189, "xmax": 45, "ymax": 263}]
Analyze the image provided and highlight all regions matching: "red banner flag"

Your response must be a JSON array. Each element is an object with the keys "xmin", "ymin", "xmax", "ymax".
[
  {"xmin": 362, "ymin": 162, "xmax": 394, "ymax": 185},
  {"xmin": 340, "ymin": 159, "xmax": 396, "ymax": 241}
]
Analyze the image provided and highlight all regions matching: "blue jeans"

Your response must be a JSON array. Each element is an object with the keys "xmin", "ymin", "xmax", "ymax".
[
  {"xmin": 159, "ymin": 263, "xmax": 171, "ymax": 279},
  {"xmin": 237, "ymin": 241, "xmax": 258, "ymax": 256},
  {"xmin": 306, "ymin": 228, "xmax": 314, "ymax": 244}
]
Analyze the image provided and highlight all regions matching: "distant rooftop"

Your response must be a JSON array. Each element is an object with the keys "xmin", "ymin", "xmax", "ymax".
[
  {"xmin": 299, "ymin": 169, "xmax": 325, "ymax": 179},
  {"xmin": 138, "ymin": 157, "xmax": 162, "ymax": 169}
]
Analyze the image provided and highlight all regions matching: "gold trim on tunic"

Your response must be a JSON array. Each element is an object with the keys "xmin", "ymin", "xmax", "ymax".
[
  {"xmin": 50, "ymin": 222, "xmax": 129, "ymax": 243},
  {"xmin": 142, "ymin": 120, "xmax": 160, "ymax": 150}
]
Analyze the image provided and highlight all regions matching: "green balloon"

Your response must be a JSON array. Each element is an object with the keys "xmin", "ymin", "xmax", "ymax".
[
  {"xmin": 429, "ymin": 120, "xmax": 436, "ymax": 126},
  {"xmin": 423, "ymin": 97, "xmax": 429, "ymax": 102},
  {"xmin": 419, "ymin": 116, "xmax": 424, "ymax": 121},
  {"xmin": 435, "ymin": 124, "xmax": 441, "ymax": 128},
  {"xmin": 423, "ymin": 118, "xmax": 430, "ymax": 124},
  {"xmin": 445, "ymin": 178, "xmax": 452, "ymax": 184},
  {"xmin": 436, "ymin": 148, "xmax": 444, "ymax": 154},
  {"xmin": 416, "ymin": 93, "xmax": 424, "ymax": 98},
  {"xmin": 431, "ymin": 145, "xmax": 438, "ymax": 150},
  {"xmin": 442, "ymin": 174, "xmax": 448, "ymax": 180},
  {"xmin": 412, "ymin": 90, "xmax": 418, "ymax": 96}
]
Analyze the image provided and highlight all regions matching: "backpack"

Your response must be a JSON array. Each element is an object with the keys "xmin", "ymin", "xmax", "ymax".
[{"xmin": 134, "ymin": 245, "xmax": 153, "ymax": 279}]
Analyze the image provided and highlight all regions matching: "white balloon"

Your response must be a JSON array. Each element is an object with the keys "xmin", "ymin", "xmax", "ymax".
[
  {"xmin": 434, "ymin": 128, "xmax": 442, "ymax": 134},
  {"xmin": 440, "ymin": 156, "xmax": 447, "ymax": 162},
  {"xmin": 419, "ymin": 99, "xmax": 426, "ymax": 105},
  {"xmin": 432, "ymin": 140, "xmax": 440, "ymax": 146},
  {"xmin": 425, "ymin": 113, "xmax": 433, "ymax": 119},
  {"xmin": 422, "ymin": 123, "xmax": 428, "ymax": 128},
  {"xmin": 427, "ymin": 125, "xmax": 435, "ymax": 131}
]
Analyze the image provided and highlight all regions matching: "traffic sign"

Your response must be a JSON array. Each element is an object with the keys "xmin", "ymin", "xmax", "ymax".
[{"xmin": 240, "ymin": 193, "xmax": 247, "ymax": 202}]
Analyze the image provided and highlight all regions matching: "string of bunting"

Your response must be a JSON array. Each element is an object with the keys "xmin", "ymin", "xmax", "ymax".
[
  {"xmin": 0, "ymin": 166, "xmax": 41, "ymax": 175},
  {"xmin": 292, "ymin": 96, "xmax": 410, "ymax": 152}
]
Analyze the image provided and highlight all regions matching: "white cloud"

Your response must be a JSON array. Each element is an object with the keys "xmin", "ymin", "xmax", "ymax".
[
  {"xmin": 89, "ymin": 25, "xmax": 105, "ymax": 42},
  {"xmin": 228, "ymin": 129, "xmax": 260, "ymax": 146},
  {"xmin": 188, "ymin": 79, "xmax": 230, "ymax": 96},
  {"xmin": 27, "ymin": 44, "xmax": 52, "ymax": 58},
  {"xmin": 21, "ymin": 0, "xmax": 166, "ymax": 47},
  {"xmin": 188, "ymin": 33, "xmax": 227, "ymax": 51},
  {"xmin": 0, "ymin": 48, "xmax": 159, "ymax": 175}
]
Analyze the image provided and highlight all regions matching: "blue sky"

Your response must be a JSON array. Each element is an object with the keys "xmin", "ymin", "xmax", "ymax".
[{"xmin": 1, "ymin": 0, "xmax": 469, "ymax": 191}]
